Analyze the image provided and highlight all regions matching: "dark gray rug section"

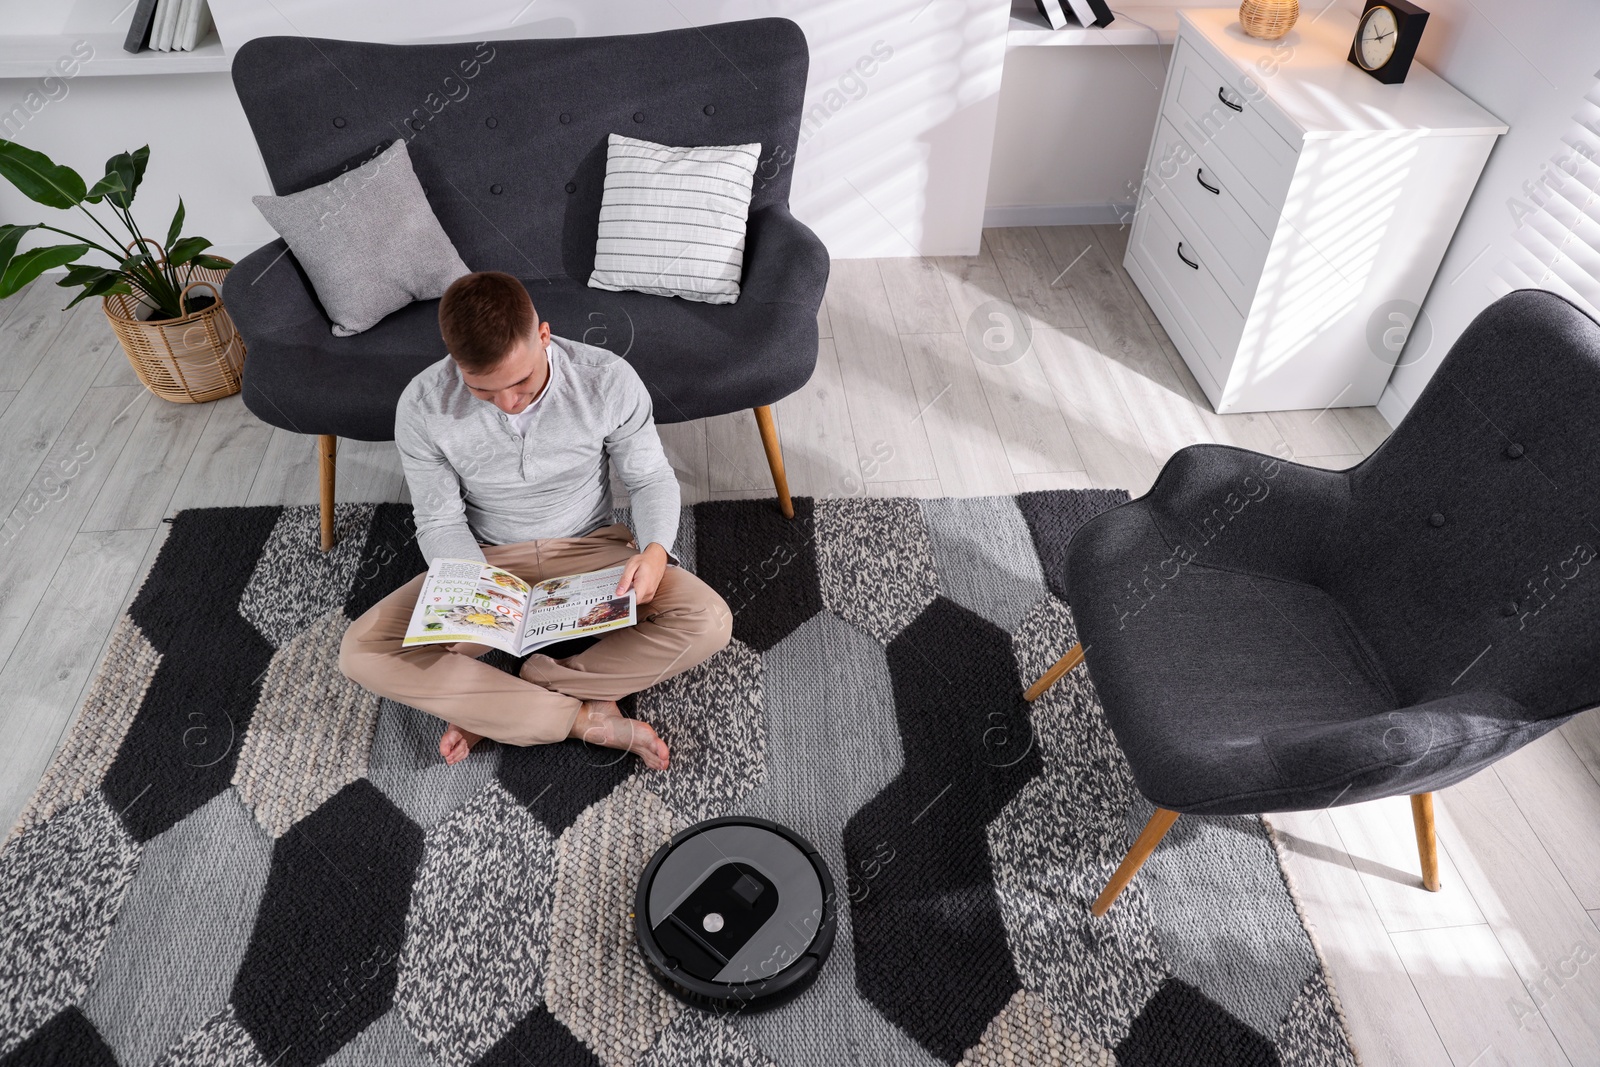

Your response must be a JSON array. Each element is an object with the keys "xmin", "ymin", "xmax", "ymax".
[{"xmin": 0, "ymin": 494, "xmax": 1358, "ymax": 1067}]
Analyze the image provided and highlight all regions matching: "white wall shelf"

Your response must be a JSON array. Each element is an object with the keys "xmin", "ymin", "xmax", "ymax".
[
  {"xmin": 1008, "ymin": 3, "xmax": 1179, "ymax": 47},
  {"xmin": 0, "ymin": 30, "xmax": 229, "ymax": 78}
]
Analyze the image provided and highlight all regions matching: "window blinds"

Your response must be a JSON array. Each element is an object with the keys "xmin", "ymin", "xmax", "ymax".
[{"xmin": 1496, "ymin": 74, "xmax": 1600, "ymax": 318}]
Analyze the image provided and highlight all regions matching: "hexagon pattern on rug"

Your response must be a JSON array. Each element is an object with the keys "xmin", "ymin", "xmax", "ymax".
[
  {"xmin": 814, "ymin": 496, "xmax": 939, "ymax": 644},
  {"xmin": 993, "ymin": 597, "xmax": 1166, "ymax": 1049},
  {"xmin": 323, "ymin": 1009, "xmax": 437, "ymax": 1067},
  {"xmin": 0, "ymin": 495, "xmax": 1359, "ymax": 1067},
  {"xmin": 634, "ymin": 638, "xmax": 765, "ymax": 826},
  {"xmin": 1133, "ymin": 798, "xmax": 1323, "ymax": 1039},
  {"xmin": 80, "ymin": 790, "xmax": 272, "ymax": 1067},
  {"xmin": 638, "ymin": 1012, "xmax": 778, "ymax": 1067},
  {"xmin": 543, "ymin": 779, "xmax": 680, "ymax": 1067},
  {"xmin": 231, "ymin": 780, "xmax": 423, "ymax": 1067},
  {"xmin": 12, "ymin": 614, "xmax": 159, "ymax": 837},
  {"xmin": 1275, "ymin": 972, "xmax": 1360, "ymax": 1067},
  {"xmin": 0, "ymin": 795, "xmax": 139, "ymax": 1058},
  {"xmin": 736, "ymin": 612, "xmax": 938, "ymax": 1067},
  {"xmin": 239, "ymin": 504, "xmax": 375, "ymax": 648},
  {"xmin": 396, "ymin": 781, "xmax": 558, "ymax": 1067},
  {"xmin": 232, "ymin": 608, "xmax": 382, "ymax": 838},
  {"xmin": 367, "ymin": 698, "xmax": 501, "ymax": 830},
  {"xmin": 959, "ymin": 989, "xmax": 1113, "ymax": 1066},
  {"xmin": 921, "ymin": 496, "xmax": 1048, "ymax": 634},
  {"xmin": 152, "ymin": 1006, "xmax": 268, "ymax": 1067}
]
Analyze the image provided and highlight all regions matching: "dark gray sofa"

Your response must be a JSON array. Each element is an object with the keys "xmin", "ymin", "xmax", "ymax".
[{"xmin": 225, "ymin": 19, "xmax": 826, "ymax": 546}]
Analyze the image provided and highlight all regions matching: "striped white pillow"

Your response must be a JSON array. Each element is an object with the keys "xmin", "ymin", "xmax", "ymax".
[{"xmin": 587, "ymin": 133, "xmax": 760, "ymax": 305}]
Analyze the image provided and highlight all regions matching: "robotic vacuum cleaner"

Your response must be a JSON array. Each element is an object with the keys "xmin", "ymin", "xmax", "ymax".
[{"xmin": 635, "ymin": 816, "xmax": 836, "ymax": 1013}]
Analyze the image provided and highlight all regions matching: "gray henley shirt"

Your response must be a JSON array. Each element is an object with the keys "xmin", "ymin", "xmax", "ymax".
[{"xmin": 395, "ymin": 336, "xmax": 680, "ymax": 564}]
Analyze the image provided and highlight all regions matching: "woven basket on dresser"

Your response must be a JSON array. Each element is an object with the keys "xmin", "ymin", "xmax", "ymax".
[
  {"xmin": 103, "ymin": 264, "xmax": 247, "ymax": 404},
  {"xmin": 1239, "ymin": 0, "xmax": 1298, "ymax": 39}
]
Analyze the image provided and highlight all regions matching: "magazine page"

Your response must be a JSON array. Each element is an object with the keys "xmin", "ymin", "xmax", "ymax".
[
  {"xmin": 517, "ymin": 564, "xmax": 638, "ymax": 655},
  {"xmin": 402, "ymin": 559, "xmax": 534, "ymax": 655}
]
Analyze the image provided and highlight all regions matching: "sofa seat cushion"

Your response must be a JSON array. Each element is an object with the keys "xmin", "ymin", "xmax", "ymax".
[{"xmin": 235, "ymin": 264, "xmax": 819, "ymax": 440}]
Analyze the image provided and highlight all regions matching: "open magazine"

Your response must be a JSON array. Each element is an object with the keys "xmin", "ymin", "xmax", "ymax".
[{"xmin": 402, "ymin": 559, "xmax": 636, "ymax": 656}]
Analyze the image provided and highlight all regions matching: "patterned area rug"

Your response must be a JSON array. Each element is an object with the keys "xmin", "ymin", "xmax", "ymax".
[{"xmin": 0, "ymin": 492, "xmax": 1358, "ymax": 1067}]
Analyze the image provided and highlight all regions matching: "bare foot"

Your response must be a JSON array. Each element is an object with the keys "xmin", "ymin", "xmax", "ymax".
[
  {"xmin": 570, "ymin": 699, "xmax": 670, "ymax": 770},
  {"xmin": 439, "ymin": 723, "xmax": 483, "ymax": 766}
]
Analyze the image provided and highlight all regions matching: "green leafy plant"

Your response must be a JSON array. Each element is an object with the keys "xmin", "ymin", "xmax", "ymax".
[{"xmin": 0, "ymin": 140, "xmax": 232, "ymax": 319}]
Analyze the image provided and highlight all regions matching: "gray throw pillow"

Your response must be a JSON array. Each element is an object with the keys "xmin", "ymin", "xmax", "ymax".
[{"xmin": 253, "ymin": 139, "xmax": 470, "ymax": 337}]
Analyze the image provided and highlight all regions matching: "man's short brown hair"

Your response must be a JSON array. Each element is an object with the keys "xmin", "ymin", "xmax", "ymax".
[{"xmin": 438, "ymin": 271, "xmax": 535, "ymax": 373}]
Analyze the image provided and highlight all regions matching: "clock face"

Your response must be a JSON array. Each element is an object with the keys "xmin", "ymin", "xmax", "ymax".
[{"xmin": 1357, "ymin": 6, "xmax": 1400, "ymax": 70}]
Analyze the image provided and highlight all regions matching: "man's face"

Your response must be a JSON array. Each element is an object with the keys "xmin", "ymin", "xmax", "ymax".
[{"xmin": 459, "ymin": 319, "xmax": 553, "ymax": 414}]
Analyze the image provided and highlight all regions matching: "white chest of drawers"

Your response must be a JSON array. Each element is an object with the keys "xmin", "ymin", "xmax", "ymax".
[{"xmin": 1125, "ymin": 8, "xmax": 1506, "ymax": 413}]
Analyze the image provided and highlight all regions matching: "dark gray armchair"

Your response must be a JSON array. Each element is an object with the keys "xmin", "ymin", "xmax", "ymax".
[
  {"xmin": 225, "ymin": 19, "xmax": 826, "ymax": 548},
  {"xmin": 1027, "ymin": 289, "xmax": 1600, "ymax": 914}
]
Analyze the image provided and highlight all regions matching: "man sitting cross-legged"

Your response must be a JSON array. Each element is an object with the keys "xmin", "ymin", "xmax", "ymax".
[{"xmin": 340, "ymin": 271, "xmax": 731, "ymax": 769}]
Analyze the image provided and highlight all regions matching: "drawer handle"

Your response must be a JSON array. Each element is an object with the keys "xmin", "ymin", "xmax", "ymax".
[
  {"xmin": 1196, "ymin": 169, "xmax": 1220, "ymax": 195},
  {"xmin": 1177, "ymin": 242, "xmax": 1200, "ymax": 270},
  {"xmin": 1217, "ymin": 86, "xmax": 1242, "ymax": 112}
]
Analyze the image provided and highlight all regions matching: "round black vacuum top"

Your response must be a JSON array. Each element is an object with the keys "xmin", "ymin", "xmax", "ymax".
[{"xmin": 635, "ymin": 817, "xmax": 836, "ymax": 1012}]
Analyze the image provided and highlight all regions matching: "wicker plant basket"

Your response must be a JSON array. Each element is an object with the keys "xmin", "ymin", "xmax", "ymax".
[
  {"xmin": 103, "ymin": 262, "xmax": 247, "ymax": 404},
  {"xmin": 1240, "ymin": 0, "xmax": 1298, "ymax": 39}
]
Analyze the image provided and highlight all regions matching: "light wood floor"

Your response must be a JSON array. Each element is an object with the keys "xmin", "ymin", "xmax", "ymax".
[{"xmin": 1, "ymin": 225, "xmax": 1596, "ymax": 1065}]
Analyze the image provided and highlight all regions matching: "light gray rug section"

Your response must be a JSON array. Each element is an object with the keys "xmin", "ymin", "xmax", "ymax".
[
  {"xmin": 327, "ymin": 1006, "xmax": 449, "ymax": 1067},
  {"xmin": 81, "ymin": 790, "xmax": 272, "ymax": 1067},
  {"xmin": 1130, "ymin": 796, "xmax": 1324, "ymax": 1039},
  {"xmin": 239, "ymin": 504, "xmax": 375, "ymax": 649},
  {"xmin": 0, "ymin": 795, "xmax": 139, "ymax": 1059},
  {"xmin": 367, "ymin": 698, "xmax": 500, "ymax": 829},
  {"xmin": 395, "ymin": 781, "xmax": 557, "ymax": 1067},
  {"xmin": 153, "ymin": 1006, "xmax": 267, "ymax": 1067},
  {"xmin": 921, "ymin": 496, "xmax": 1048, "ymax": 634},
  {"xmin": 736, "ymin": 611, "xmax": 938, "ymax": 1067}
]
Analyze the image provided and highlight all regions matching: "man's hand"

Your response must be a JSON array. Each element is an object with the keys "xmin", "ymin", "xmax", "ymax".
[{"xmin": 616, "ymin": 542, "xmax": 669, "ymax": 604}]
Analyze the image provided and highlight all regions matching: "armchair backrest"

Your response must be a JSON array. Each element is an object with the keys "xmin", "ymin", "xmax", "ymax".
[
  {"xmin": 1333, "ymin": 290, "xmax": 1600, "ymax": 719},
  {"xmin": 231, "ymin": 20, "xmax": 809, "ymax": 282}
]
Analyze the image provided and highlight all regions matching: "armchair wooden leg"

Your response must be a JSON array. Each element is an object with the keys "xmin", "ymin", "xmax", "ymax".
[
  {"xmin": 752, "ymin": 405, "xmax": 794, "ymax": 520},
  {"xmin": 318, "ymin": 434, "xmax": 337, "ymax": 552},
  {"xmin": 1411, "ymin": 792, "xmax": 1441, "ymax": 892},
  {"xmin": 1094, "ymin": 807, "xmax": 1180, "ymax": 917},
  {"xmin": 1025, "ymin": 642, "xmax": 1085, "ymax": 701}
]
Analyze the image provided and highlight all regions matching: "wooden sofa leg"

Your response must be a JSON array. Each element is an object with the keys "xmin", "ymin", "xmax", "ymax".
[
  {"xmin": 752, "ymin": 405, "xmax": 794, "ymax": 519},
  {"xmin": 1025, "ymin": 642, "xmax": 1085, "ymax": 701},
  {"xmin": 1093, "ymin": 808, "xmax": 1180, "ymax": 917},
  {"xmin": 318, "ymin": 434, "xmax": 337, "ymax": 552},
  {"xmin": 1411, "ymin": 792, "xmax": 1441, "ymax": 892}
]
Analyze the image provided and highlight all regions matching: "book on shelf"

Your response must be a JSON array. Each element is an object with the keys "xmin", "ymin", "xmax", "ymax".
[{"xmin": 122, "ymin": 0, "xmax": 161, "ymax": 53}]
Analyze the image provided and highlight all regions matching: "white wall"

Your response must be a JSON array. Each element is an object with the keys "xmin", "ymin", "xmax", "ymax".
[
  {"xmin": 985, "ymin": 43, "xmax": 1168, "ymax": 226},
  {"xmin": 0, "ymin": 0, "xmax": 1015, "ymax": 262},
  {"xmin": 1378, "ymin": 0, "xmax": 1600, "ymax": 421}
]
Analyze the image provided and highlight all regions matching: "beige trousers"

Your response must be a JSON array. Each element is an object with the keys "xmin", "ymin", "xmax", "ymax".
[{"xmin": 339, "ymin": 524, "xmax": 732, "ymax": 745}]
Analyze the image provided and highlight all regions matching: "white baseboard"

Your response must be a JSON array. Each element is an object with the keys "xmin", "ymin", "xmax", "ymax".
[
  {"xmin": 982, "ymin": 202, "xmax": 1133, "ymax": 228},
  {"xmin": 1376, "ymin": 382, "xmax": 1413, "ymax": 426}
]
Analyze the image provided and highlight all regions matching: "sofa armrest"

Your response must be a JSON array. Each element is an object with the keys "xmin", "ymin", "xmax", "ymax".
[
  {"xmin": 740, "ymin": 204, "xmax": 829, "ymax": 310},
  {"xmin": 1141, "ymin": 443, "xmax": 1352, "ymax": 587},
  {"xmin": 222, "ymin": 239, "xmax": 332, "ymax": 341}
]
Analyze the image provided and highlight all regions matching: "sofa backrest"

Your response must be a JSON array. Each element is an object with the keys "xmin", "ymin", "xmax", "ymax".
[
  {"xmin": 231, "ymin": 19, "xmax": 809, "ymax": 283},
  {"xmin": 1334, "ymin": 289, "xmax": 1600, "ymax": 719}
]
